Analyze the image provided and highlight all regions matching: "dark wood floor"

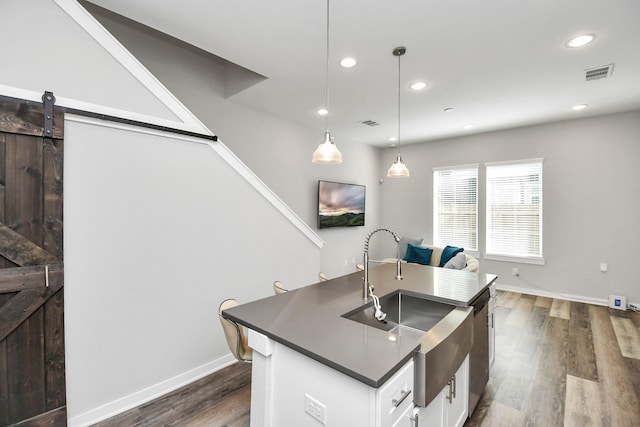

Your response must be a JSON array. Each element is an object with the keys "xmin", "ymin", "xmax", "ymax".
[
  {"xmin": 92, "ymin": 362, "xmax": 251, "ymax": 427},
  {"xmin": 94, "ymin": 291, "xmax": 640, "ymax": 426}
]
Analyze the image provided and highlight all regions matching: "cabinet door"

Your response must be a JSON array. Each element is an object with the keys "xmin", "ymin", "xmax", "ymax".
[
  {"xmin": 416, "ymin": 355, "xmax": 469, "ymax": 427},
  {"xmin": 489, "ymin": 291, "xmax": 496, "ymax": 367},
  {"xmin": 417, "ymin": 394, "xmax": 444, "ymax": 427},
  {"xmin": 445, "ymin": 356, "xmax": 469, "ymax": 427}
]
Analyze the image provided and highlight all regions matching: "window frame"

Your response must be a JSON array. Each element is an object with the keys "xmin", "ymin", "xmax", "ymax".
[
  {"xmin": 433, "ymin": 164, "xmax": 479, "ymax": 253},
  {"xmin": 484, "ymin": 158, "xmax": 544, "ymax": 265}
]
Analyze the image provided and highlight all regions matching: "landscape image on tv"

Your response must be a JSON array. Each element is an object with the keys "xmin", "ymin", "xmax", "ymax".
[{"xmin": 318, "ymin": 180, "xmax": 366, "ymax": 229}]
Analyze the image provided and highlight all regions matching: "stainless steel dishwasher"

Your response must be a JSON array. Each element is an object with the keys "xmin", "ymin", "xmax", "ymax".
[{"xmin": 468, "ymin": 288, "xmax": 491, "ymax": 416}]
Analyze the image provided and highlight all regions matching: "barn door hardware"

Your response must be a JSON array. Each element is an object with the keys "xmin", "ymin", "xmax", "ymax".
[{"xmin": 42, "ymin": 90, "xmax": 56, "ymax": 137}]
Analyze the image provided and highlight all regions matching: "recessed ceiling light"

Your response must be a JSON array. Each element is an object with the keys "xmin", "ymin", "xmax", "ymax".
[
  {"xmin": 566, "ymin": 34, "xmax": 595, "ymax": 48},
  {"xmin": 317, "ymin": 108, "xmax": 328, "ymax": 116},
  {"xmin": 410, "ymin": 81, "xmax": 427, "ymax": 91},
  {"xmin": 571, "ymin": 104, "xmax": 588, "ymax": 111},
  {"xmin": 444, "ymin": 107, "xmax": 454, "ymax": 113},
  {"xmin": 340, "ymin": 57, "xmax": 357, "ymax": 68},
  {"xmin": 389, "ymin": 137, "xmax": 397, "ymax": 142},
  {"xmin": 463, "ymin": 124, "xmax": 474, "ymax": 129}
]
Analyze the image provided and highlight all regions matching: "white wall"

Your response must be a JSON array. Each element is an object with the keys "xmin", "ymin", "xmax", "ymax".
[
  {"xmin": 380, "ymin": 110, "xmax": 640, "ymax": 303},
  {"xmin": 3, "ymin": 1, "xmax": 324, "ymax": 425},
  {"xmin": 64, "ymin": 118, "xmax": 320, "ymax": 425},
  {"xmin": 86, "ymin": 5, "xmax": 384, "ymax": 279}
]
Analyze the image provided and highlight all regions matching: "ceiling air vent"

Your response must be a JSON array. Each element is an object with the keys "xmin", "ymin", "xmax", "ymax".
[
  {"xmin": 585, "ymin": 64, "xmax": 614, "ymax": 81},
  {"xmin": 360, "ymin": 120, "xmax": 380, "ymax": 127}
]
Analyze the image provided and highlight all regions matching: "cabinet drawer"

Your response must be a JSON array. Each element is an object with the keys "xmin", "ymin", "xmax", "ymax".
[
  {"xmin": 376, "ymin": 360, "xmax": 414, "ymax": 427},
  {"xmin": 392, "ymin": 404, "xmax": 417, "ymax": 427}
]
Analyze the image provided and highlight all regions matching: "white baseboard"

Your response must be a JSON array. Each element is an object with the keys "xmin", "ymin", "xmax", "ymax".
[
  {"xmin": 68, "ymin": 353, "xmax": 237, "ymax": 427},
  {"xmin": 495, "ymin": 283, "xmax": 608, "ymax": 306}
]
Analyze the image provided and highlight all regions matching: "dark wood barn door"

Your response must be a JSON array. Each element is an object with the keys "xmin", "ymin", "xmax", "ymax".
[{"xmin": 0, "ymin": 96, "xmax": 66, "ymax": 426}]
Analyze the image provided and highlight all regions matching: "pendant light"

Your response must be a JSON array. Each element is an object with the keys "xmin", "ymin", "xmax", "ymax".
[
  {"xmin": 387, "ymin": 46, "xmax": 410, "ymax": 178},
  {"xmin": 312, "ymin": 0, "xmax": 343, "ymax": 164}
]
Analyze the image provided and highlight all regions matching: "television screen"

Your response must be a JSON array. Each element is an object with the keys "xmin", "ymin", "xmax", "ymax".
[{"xmin": 318, "ymin": 180, "xmax": 366, "ymax": 229}]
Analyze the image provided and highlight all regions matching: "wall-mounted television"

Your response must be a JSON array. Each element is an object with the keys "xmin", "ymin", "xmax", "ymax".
[{"xmin": 317, "ymin": 180, "xmax": 366, "ymax": 229}]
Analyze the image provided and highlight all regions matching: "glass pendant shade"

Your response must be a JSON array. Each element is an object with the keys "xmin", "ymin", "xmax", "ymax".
[
  {"xmin": 387, "ymin": 154, "xmax": 410, "ymax": 178},
  {"xmin": 312, "ymin": 131, "xmax": 343, "ymax": 164}
]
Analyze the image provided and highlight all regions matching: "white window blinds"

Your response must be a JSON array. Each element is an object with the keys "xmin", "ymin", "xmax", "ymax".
[
  {"xmin": 433, "ymin": 165, "xmax": 478, "ymax": 251},
  {"xmin": 486, "ymin": 159, "xmax": 543, "ymax": 262}
]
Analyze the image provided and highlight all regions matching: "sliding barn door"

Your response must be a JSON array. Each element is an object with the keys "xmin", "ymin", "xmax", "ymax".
[{"xmin": 0, "ymin": 96, "xmax": 66, "ymax": 426}]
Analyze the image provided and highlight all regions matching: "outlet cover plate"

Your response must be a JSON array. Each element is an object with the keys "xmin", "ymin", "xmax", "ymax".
[
  {"xmin": 305, "ymin": 393, "xmax": 327, "ymax": 425},
  {"xmin": 609, "ymin": 294, "xmax": 627, "ymax": 310}
]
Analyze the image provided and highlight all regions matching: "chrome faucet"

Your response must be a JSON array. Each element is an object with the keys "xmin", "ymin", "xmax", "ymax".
[{"xmin": 363, "ymin": 227, "xmax": 403, "ymax": 303}]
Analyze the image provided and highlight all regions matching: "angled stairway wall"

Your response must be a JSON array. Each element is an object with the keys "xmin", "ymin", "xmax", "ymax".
[{"xmin": 1, "ymin": 0, "xmax": 323, "ymax": 425}]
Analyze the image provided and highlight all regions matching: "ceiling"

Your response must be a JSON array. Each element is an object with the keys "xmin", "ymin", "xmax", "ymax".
[{"xmin": 84, "ymin": 0, "xmax": 640, "ymax": 147}]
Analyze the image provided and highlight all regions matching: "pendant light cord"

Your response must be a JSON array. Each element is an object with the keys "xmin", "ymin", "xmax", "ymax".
[
  {"xmin": 397, "ymin": 49, "xmax": 401, "ymax": 156},
  {"xmin": 325, "ymin": 0, "xmax": 330, "ymax": 133}
]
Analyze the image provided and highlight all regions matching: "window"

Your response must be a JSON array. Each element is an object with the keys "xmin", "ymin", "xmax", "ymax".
[
  {"xmin": 433, "ymin": 165, "xmax": 478, "ymax": 251},
  {"xmin": 486, "ymin": 159, "xmax": 543, "ymax": 263}
]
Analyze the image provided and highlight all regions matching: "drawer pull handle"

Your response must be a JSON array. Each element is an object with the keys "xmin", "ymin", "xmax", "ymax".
[
  {"xmin": 452, "ymin": 374, "xmax": 456, "ymax": 399},
  {"xmin": 410, "ymin": 411, "xmax": 419, "ymax": 426},
  {"xmin": 392, "ymin": 389, "xmax": 411, "ymax": 407},
  {"xmin": 446, "ymin": 374, "xmax": 457, "ymax": 403}
]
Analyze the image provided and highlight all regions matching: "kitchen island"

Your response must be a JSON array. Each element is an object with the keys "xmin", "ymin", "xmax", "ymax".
[{"xmin": 224, "ymin": 263, "xmax": 497, "ymax": 426}]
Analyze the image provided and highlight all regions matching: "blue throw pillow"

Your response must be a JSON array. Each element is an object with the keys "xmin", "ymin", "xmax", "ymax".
[
  {"xmin": 439, "ymin": 245, "xmax": 464, "ymax": 267},
  {"xmin": 399, "ymin": 236, "xmax": 424, "ymax": 259},
  {"xmin": 403, "ymin": 243, "xmax": 433, "ymax": 266}
]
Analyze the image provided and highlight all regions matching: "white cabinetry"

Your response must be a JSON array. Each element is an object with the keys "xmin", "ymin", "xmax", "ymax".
[
  {"xmin": 392, "ymin": 404, "xmax": 418, "ymax": 427},
  {"xmin": 248, "ymin": 330, "xmax": 415, "ymax": 427},
  {"xmin": 248, "ymin": 330, "xmax": 470, "ymax": 427},
  {"xmin": 376, "ymin": 360, "xmax": 415, "ymax": 427},
  {"xmin": 445, "ymin": 354, "xmax": 469, "ymax": 427},
  {"xmin": 489, "ymin": 283, "xmax": 496, "ymax": 367},
  {"xmin": 416, "ymin": 355, "xmax": 469, "ymax": 427}
]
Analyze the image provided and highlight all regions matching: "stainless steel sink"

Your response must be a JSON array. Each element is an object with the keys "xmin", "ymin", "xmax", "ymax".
[
  {"xmin": 342, "ymin": 291, "xmax": 456, "ymax": 334},
  {"xmin": 343, "ymin": 291, "xmax": 473, "ymax": 407}
]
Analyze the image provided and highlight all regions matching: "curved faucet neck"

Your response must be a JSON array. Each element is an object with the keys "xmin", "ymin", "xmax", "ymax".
[
  {"xmin": 364, "ymin": 227, "xmax": 400, "ymax": 255},
  {"xmin": 363, "ymin": 227, "xmax": 403, "ymax": 301}
]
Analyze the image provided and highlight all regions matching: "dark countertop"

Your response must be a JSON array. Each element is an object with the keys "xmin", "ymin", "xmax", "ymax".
[{"xmin": 224, "ymin": 263, "xmax": 497, "ymax": 388}]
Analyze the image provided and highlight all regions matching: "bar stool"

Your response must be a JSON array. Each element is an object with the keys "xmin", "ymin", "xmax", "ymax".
[
  {"xmin": 273, "ymin": 280, "xmax": 288, "ymax": 295},
  {"xmin": 218, "ymin": 299, "xmax": 252, "ymax": 362}
]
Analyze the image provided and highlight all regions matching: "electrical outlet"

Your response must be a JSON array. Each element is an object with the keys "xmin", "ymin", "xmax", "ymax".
[
  {"xmin": 609, "ymin": 294, "xmax": 627, "ymax": 310},
  {"xmin": 305, "ymin": 394, "xmax": 327, "ymax": 425},
  {"xmin": 512, "ymin": 268, "xmax": 519, "ymax": 277},
  {"xmin": 600, "ymin": 263, "xmax": 608, "ymax": 273}
]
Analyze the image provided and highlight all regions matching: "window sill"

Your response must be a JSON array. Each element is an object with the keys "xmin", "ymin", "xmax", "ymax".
[{"xmin": 483, "ymin": 253, "xmax": 545, "ymax": 265}]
